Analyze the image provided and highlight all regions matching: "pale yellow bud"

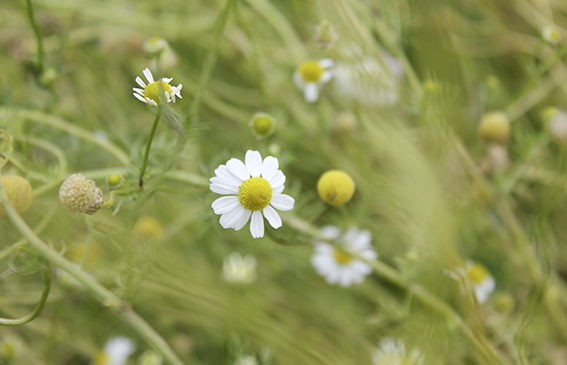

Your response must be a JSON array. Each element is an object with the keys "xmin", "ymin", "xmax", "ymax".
[
  {"xmin": 317, "ymin": 170, "xmax": 355, "ymax": 206},
  {"xmin": 0, "ymin": 175, "xmax": 33, "ymax": 217}
]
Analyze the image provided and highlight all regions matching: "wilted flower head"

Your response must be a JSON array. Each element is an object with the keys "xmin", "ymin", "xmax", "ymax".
[
  {"xmin": 311, "ymin": 226, "xmax": 376, "ymax": 287},
  {"xmin": 59, "ymin": 173, "xmax": 104, "ymax": 215},
  {"xmin": 93, "ymin": 336, "xmax": 136, "ymax": 365},
  {"xmin": 293, "ymin": 59, "xmax": 334, "ymax": 103},
  {"xmin": 371, "ymin": 337, "xmax": 424, "ymax": 365},
  {"xmin": 133, "ymin": 68, "xmax": 182, "ymax": 106},
  {"xmin": 0, "ymin": 175, "xmax": 33, "ymax": 217},
  {"xmin": 446, "ymin": 260, "xmax": 496, "ymax": 304},
  {"xmin": 209, "ymin": 150, "xmax": 295, "ymax": 238},
  {"xmin": 222, "ymin": 252, "xmax": 257, "ymax": 284}
]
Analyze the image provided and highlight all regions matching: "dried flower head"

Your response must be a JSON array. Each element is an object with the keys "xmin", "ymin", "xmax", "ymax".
[
  {"xmin": 0, "ymin": 175, "xmax": 33, "ymax": 217},
  {"xmin": 59, "ymin": 173, "xmax": 104, "ymax": 215}
]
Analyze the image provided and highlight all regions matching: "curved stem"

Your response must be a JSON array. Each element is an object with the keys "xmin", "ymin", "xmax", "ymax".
[
  {"xmin": 0, "ymin": 189, "xmax": 184, "ymax": 365},
  {"xmin": 139, "ymin": 107, "xmax": 163, "ymax": 188},
  {"xmin": 0, "ymin": 267, "xmax": 51, "ymax": 326},
  {"xmin": 26, "ymin": 0, "xmax": 45, "ymax": 72}
]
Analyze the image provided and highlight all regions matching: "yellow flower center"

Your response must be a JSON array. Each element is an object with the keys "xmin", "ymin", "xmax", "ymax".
[
  {"xmin": 94, "ymin": 352, "xmax": 109, "ymax": 365},
  {"xmin": 144, "ymin": 80, "xmax": 173, "ymax": 105},
  {"xmin": 317, "ymin": 170, "xmax": 355, "ymax": 206},
  {"xmin": 467, "ymin": 263, "xmax": 490, "ymax": 284},
  {"xmin": 299, "ymin": 61, "xmax": 325, "ymax": 82},
  {"xmin": 333, "ymin": 248, "xmax": 353, "ymax": 265},
  {"xmin": 238, "ymin": 177, "xmax": 272, "ymax": 211}
]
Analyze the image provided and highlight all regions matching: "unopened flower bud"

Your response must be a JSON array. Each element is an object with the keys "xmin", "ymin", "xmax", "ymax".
[
  {"xmin": 334, "ymin": 111, "xmax": 358, "ymax": 134},
  {"xmin": 106, "ymin": 173, "xmax": 123, "ymax": 189},
  {"xmin": 249, "ymin": 112, "xmax": 276, "ymax": 139},
  {"xmin": 478, "ymin": 111, "xmax": 510, "ymax": 145},
  {"xmin": 143, "ymin": 36, "xmax": 168, "ymax": 58},
  {"xmin": 59, "ymin": 173, "xmax": 104, "ymax": 214},
  {"xmin": 317, "ymin": 170, "xmax": 355, "ymax": 206},
  {"xmin": 0, "ymin": 175, "xmax": 33, "ymax": 217},
  {"xmin": 133, "ymin": 215, "xmax": 164, "ymax": 240},
  {"xmin": 316, "ymin": 20, "xmax": 338, "ymax": 49},
  {"xmin": 39, "ymin": 67, "xmax": 57, "ymax": 87}
]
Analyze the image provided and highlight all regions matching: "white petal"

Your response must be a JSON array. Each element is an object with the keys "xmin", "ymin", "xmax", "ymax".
[
  {"xmin": 269, "ymin": 171, "xmax": 285, "ymax": 189},
  {"xmin": 219, "ymin": 204, "xmax": 245, "ymax": 229},
  {"xmin": 143, "ymin": 68, "xmax": 154, "ymax": 83},
  {"xmin": 133, "ymin": 87, "xmax": 145, "ymax": 94},
  {"xmin": 209, "ymin": 182, "xmax": 239, "ymax": 195},
  {"xmin": 233, "ymin": 209, "xmax": 252, "ymax": 231},
  {"xmin": 321, "ymin": 225, "xmax": 341, "ymax": 240},
  {"xmin": 245, "ymin": 150, "xmax": 263, "ymax": 177},
  {"xmin": 214, "ymin": 165, "xmax": 243, "ymax": 186},
  {"xmin": 250, "ymin": 211, "xmax": 264, "ymax": 238},
  {"xmin": 270, "ymin": 194, "xmax": 294, "ymax": 211},
  {"xmin": 226, "ymin": 158, "xmax": 250, "ymax": 181},
  {"xmin": 133, "ymin": 93, "xmax": 147, "ymax": 103},
  {"xmin": 318, "ymin": 71, "xmax": 333, "ymax": 84},
  {"xmin": 261, "ymin": 156, "xmax": 278, "ymax": 181},
  {"xmin": 272, "ymin": 184, "xmax": 284, "ymax": 194},
  {"xmin": 293, "ymin": 71, "xmax": 305, "ymax": 89},
  {"xmin": 263, "ymin": 206, "xmax": 282, "ymax": 229},
  {"xmin": 212, "ymin": 196, "xmax": 240, "ymax": 214},
  {"xmin": 318, "ymin": 58, "xmax": 335, "ymax": 68},
  {"xmin": 161, "ymin": 77, "xmax": 173, "ymax": 83},
  {"xmin": 304, "ymin": 83, "xmax": 319, "ymax": 103},
  {"xmin": 135, "ymin": 76, "xmax": 147, "ymax": 88}
]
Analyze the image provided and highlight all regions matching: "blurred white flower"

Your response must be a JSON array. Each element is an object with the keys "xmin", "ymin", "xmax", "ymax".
[
  {"xmin": 334, "ymin": 49, "xmax": 403, "ymax": 107},
  {"xmin": 446, "ymin": 260, "xmax": 495, "ymax": 304},
  {"xmin": 293, "ymin": 59, "xmax": 334, "ymax": 103},
  {"xmin": 371, "ymin": 337, "xmax": 424, "ymax": 365},
  {"xmin": 234, "ymin": 355, "xmax": 258, "ymax": 365},
  {"xmin": 138, "ymin": 349, "xmax": 163, "ymax": 365},
  {"xmin": 133, "ymin": 68, "xmax": 182, "ymax": 106},
  {"xmin": 542, "ymin": 25, "xmax": 562, "ymax": 46},
  {"xmin": 93, "ymin": 336, "xmax": 136, "ymax": 365},
  {"xmin": 210, "ymin": 150, "xmax": 295, "ymax": 238},
  {"xmin": 222, "ymin": 252, "xmax": 257, "ymax": 284},
  {"xmin": 311, "ymin": 226, "xmax": 376, "ymax": 287},
  {"xmin": 546, "ymin": 108, "xmax": 567, "ymax": 142}
]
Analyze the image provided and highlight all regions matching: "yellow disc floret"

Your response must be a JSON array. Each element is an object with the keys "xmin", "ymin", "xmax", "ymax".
[
  {"xmin": 299, "ymin": 61, "xmax": 325, "ymax": 82},
  {"xmin": 467, "ymin": 262, "xmax": 490, "ymax": 284},
  {"xmin": 478, "ymin": 111, "xmax": 510, "ymax": 145},
  {"xmin": 333, "ymin": 249, "xmax": 353, "ymax": 265},
  {"xmin": 144, "ymin": 80, "xmax": 173, "ymax": 105},
  {"xmin": 250, "ymin": 113, "xmax": 276, "ymax": 138},
  {"xmin": 239, "ymin": 177, "xmax": 272, "ymax": 211},
  {"xmin": 317, "ymin": 170, "xmax": 355, "ymax": 206},
  {"xmin": 0, "ymin": 175, "xmax": 33, "ymax": 217}
]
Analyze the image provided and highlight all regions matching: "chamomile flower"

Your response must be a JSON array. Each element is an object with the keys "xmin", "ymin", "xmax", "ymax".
[
  {"xmin": 293, "ymin": 59, "xmax": 334, "ymax": 103},
  {"xmin": 371, "ymin": 337, "xmax": 425, "ymax": 365},
  {"xmin": 311, "ymin": 226, "xmax": 376, "ymax": 287},
  {"xmin": 210, "ymin": 150, "xmax": 295, "ymax": 239},
  {"xmin": 446, "ymin": 260, "xmax": 496, "ymax": 304},
  {"xmin": 92, "ymin": 336, "xmax": 136, "ymax": 365},
  {"xmin": 133, "ymin": 68, "xmax": 182, "ymax": 106}
]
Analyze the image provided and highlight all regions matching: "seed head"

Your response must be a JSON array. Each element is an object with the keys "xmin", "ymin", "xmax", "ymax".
[{"xmin": 59, "ymin": 173, "xmax": 104, "ymax": 215}]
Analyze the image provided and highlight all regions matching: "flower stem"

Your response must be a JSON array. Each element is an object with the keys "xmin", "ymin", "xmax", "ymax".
[
  {"xmin": 139, "ymin": 107, "xmax": 163, "ymax": 188},
  {"xmin": 25, "ymin": 0, "xmax": 45, "ymax": 73},
  {"xmin": 0, "ymin": 189, "xmax": 185, "ymax": 365}
]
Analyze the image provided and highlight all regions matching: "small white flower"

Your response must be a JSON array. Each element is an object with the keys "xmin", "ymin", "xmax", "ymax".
[
  {"xmin": 210, "ymin": 150, "xmax": 295, "ymax": 239},
  {"xmin": 222, "ymin": 252, "xmax": 257, "ymax": 284},
  {"xmin": 542, "ymin": 25, "xmax": 562, "ymax": 46},
  {"xmin": 293, "ymin": 59, "xmax": 334, "ymax": 103},
  {"xmin": 133, "ymin": 68, "xmax": 182, "ymax": 106},
  {"xmin": 446, "ymin": 260, "xmax": 495, "ymax": 304},
  {"xmin": 371, "ymin": 337, "xmax": 425, "ymax": 365},
  {"xmin": 311, "ymin": 226, "xmax": 376, "ymax": 287},
  {"xmin": 92, "ymin": 336, "xmax": 136, "ymax": 365}
]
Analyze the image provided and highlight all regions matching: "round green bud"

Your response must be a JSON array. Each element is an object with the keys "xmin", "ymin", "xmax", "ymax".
[
  {"xmin": 0, "ymin": 175, "xmax": 33, "ymax": 217},
  {"xmin": 249, "ymin": 112, "xmax": 276, "ymax": 139},
  {"xmin": 478, "ymin": 111, "xmax": 510, "ymax": 145},
  {"xmin": 106, "ymin": 173, "xmax": 123, "ymax": 189},
  {"xmin": 39, "ymin": 67, "xmax": 57, "ymax": 87},
  {"xmin": 317, "ymin": 170, "xmax": 355, "ymax": 206}
]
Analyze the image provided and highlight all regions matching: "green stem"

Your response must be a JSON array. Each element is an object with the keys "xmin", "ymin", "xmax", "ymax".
[
  {"xmin": 0, "ymin": 190, "xmax": 184, "ymax": 365},
  {"xmin": 26, "ymin": 0, "xmax": 45, "ymax": 72},
  {"xmin": 283, "ymin": 214, "xmax": 510, "ymax": 365},
  {"xmin": 139, "ymin": 107, "xmax": 163, "ymax": 188},
  {"xmin": 0, "ymin": 267, "xmax": 51, "ymax": 326}
]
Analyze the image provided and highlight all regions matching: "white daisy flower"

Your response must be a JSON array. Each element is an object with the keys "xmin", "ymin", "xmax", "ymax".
[
  {"xmin": 92, "ymin": 336, "xmax": 136, "ymax": 365},
  {"xmin": 293, "ymin": 59, "xmax": 334, "ymax": 103},
  {"xmin": 133, "ymin": 68, "xmax": 182, "ymax": 106},
  {"xmin": 209, "ymin": 150, "xmax": 295, "ymax": 239},
  {"xmin": 222, "ymin": 252, "xmax": 257, "ymax": 284},
  {"xmin": 371, "ymin": 337, "xmax": 425, "ymax": 365},
  {"xmin": 311, "ymin": 226, "xmax": 376, "ymax": 287},
  {"xmin": 446, "ymin": 260, "xmax": 496, "ymax": 304}
]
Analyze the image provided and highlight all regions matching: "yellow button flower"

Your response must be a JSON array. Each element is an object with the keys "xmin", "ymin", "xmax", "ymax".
[{"xmin": 317, "ymin": 170, "xmax": 355, "ymax": 206}]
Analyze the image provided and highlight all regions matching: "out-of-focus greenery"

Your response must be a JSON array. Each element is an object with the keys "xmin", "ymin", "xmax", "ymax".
[{"xmin": 1, "ymin": 0, "xmax": 567, "ymax": 364}]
